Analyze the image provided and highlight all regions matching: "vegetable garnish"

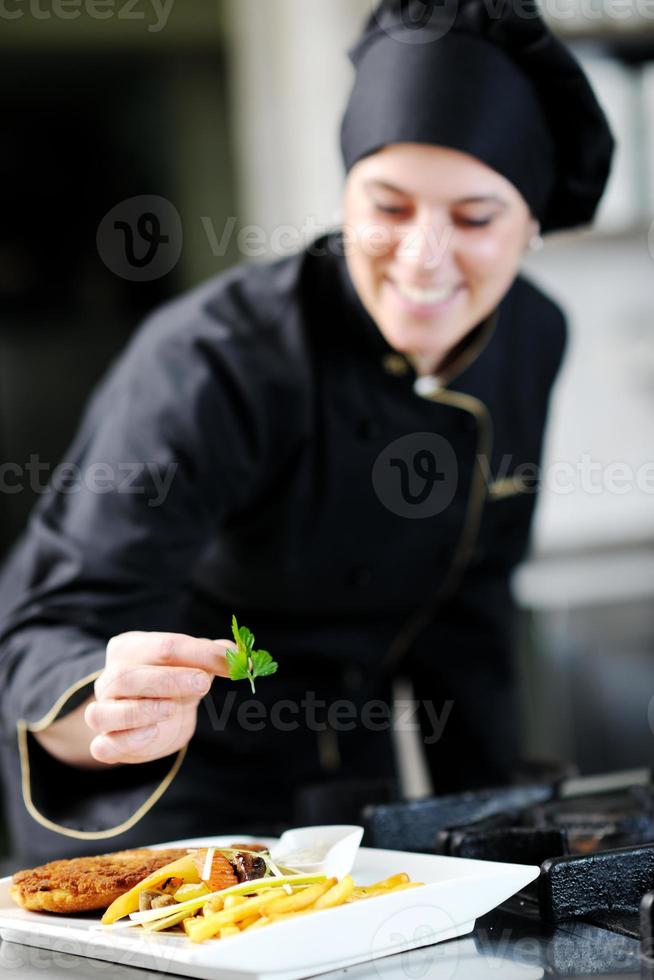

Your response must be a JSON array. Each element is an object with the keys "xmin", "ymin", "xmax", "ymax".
[
  {"xmin": 202, "ymin": 847, "xmax": 216, "ymax": 884},
  {"xmin": 126, "ymin": 873, "xmax": 327, "ymax": 926},
  {"xmin": 98, "ymin": 843, "xmax": 424, "ymax": 942},
  {"xmin": 226, "ymin": 616, "xmax": 278, "ymax": 694},
  {"xmin": 119, "ymin": 871, "xmax": 424, "ymax": 942}
]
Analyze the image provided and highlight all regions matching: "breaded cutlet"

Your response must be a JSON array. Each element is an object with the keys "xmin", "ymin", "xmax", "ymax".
[{"xmin": 10, "ymin": 847, "xmax": 188, "ymax": 914}]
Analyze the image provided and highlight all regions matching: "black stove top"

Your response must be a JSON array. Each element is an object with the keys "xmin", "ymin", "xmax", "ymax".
[{"xmin": 362, "ymin": 767, "xmax": 654, "ymax": 973}]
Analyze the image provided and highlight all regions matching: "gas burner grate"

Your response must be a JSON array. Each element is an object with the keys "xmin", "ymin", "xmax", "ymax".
[{"xmin": 362, "ymin": 768, "xmax": 654, "ymax": 938}]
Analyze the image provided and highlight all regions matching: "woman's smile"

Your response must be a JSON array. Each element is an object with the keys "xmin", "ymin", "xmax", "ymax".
[{"xmin": 385, "ymin": 277, "xmax": 465, "ymax": 319}]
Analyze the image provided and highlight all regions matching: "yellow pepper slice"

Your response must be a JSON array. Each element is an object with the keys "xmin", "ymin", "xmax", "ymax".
[{"xmin": 102, "ymin": 854, "xmax": 200, "ymax": 924}]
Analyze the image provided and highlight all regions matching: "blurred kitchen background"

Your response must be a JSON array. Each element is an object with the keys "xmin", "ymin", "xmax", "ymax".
[{"xmin": 0, "ymin": 0, "xmax": 652, "ymax": 839}]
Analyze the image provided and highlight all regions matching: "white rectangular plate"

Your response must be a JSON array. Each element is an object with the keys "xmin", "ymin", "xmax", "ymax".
[{"xmin": 0, "ymin": 836, "xmax": 539, "ymax": 980}]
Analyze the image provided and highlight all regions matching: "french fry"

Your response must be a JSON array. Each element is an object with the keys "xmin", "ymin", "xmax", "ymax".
[
  {"xmin": 260, "ymin": 879, "xmax": 334, "ymax": 916},
  {"xmin": 237, "ymin": 913, "xmax": 261, "ymax": 930},
  {"xmin": 185, "ymin": 917, "xmax": 211, "ymax": 942},
  {"xmin": 243, "ymin": 915, "xmax": 270, "ymax": 931},
  {"xmin": 223, "ymin": 894, "xmax": 247, "ymax": 910},
  {"xmin": 350, "ymin": 873, "xmax": 411, "ymax": 900},
  {"xmin": 313, "ymin": 875, "xmax": 354, "ymax": 909},
  {"xmin": 267, "ymin": 910, "xmax": 313, "ymax": 922},
  {"xmin": 183, "ymin": 915, "xmax": 201, "ymax": 937},
  {"xmin": 186, "ymin": 890, "xmax": 286, "ymax": 943},
  {"xmin": 371, "ymin": 873, "xmax": 411, "ymax": 889},
  {"xmin": 351, "ymin": 887, "xmax": 385, "ymax": 900},
  {"xmin": 361, "ymin": 882, "xmax": 422, "ymax": 898},
  {"xmin": 202, "ymin": 896, "xmax": 224, "ymax": 915},
  {"xmin": 219, "ymin": 925, "xmax": 241, "ymax": 939},
  {"xmin": 350, "ymin": 879, "xmax": 424, "ymax": 902}
]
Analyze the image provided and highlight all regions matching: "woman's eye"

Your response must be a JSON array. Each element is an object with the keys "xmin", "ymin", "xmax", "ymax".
[
  {"xmin": 373, "ymin": 202, "xmax": 410, "ymax": 216},
  {"xmin": 455, "ymin": 216, "xmax": 494, "ymax": 228}
]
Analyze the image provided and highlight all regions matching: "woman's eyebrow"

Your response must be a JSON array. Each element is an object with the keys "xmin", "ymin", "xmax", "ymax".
[
  {"xmin": 453, "ymin": 195, "xmax": 508, "ymax": 207},
  {"xmin": 364, "ymin": 178, "xmax": 410, "ymax": 195},
  {"xmin": 365, "ymin": 181, "xmax": 508, "ymax": 208}
]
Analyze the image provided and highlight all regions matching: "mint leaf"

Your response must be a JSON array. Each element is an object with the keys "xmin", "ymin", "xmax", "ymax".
[
  {"xmin": 251, "ymin": 649, "xmax": 278, "ymax": 678},
  {"xmin": 226, "ymin": 617, "xmax": 279, "ymax": 693},
  {"xmin": 225, "ymin": 646, "xmax": 249, "ymax": 681},
  {"xmin": 230, "ymin": 614, "xmax": 243, "ymax": 648}
]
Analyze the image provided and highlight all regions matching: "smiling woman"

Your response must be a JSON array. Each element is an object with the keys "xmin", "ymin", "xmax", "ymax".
[
  {"xmin": 343, "ymin": 143, "xmax": 540, "ymax": 377},
  {"xmin": 0, "ymin": 0, "xmax": 614, "ymax": 865}
]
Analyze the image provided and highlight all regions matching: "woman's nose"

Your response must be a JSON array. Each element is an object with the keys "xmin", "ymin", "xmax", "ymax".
[{"xmin": 395, "ymin": 216, "xmax": 453, "ymax": 272}]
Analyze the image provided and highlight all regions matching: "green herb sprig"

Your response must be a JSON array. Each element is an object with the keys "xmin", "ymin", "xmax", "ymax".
[{"xmin": 226, "ymin": 615, "xmax": 278, "ymax": 694}]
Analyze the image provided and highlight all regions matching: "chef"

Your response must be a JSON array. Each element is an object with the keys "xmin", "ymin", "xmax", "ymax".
[{"xmin": 0, "ymin": 0, "xmax": 613, "ymax": 862}]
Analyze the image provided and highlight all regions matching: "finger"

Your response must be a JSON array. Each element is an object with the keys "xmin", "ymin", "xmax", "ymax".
[
  {"xmin": 85, "ymin": 697, "xmax": 176, "ymax": 734},
  {"xmin": 90, "ymin": 726, "xmax": 161, "ymax": 765},
  {"xmin": 106, "ymin": 632, "xmax": 231, "ymax": 677},
  {"xmin": 95, "ymin": 665, "xmax": 212, "ymax": 701}
]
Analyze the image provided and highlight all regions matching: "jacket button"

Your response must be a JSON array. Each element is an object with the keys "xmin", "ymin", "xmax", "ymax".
[
  {"xmin": 348, "ymin": 566, "xmax": 372, "ymax": 588},
  {"xmin": 382, "ymin": 353, "xmax": 410, "ymax": 377},
  {"xmin": 357, "ymin": 418, "xmax": 381, "ymax": 440},
  {"xmin": 413, "ymin": 375, "xmax": 442, "ymax": 398}
]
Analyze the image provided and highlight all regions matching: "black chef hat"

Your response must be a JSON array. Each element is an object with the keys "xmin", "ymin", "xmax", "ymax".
[{"xmin": 340, "ymin": 0, "xmax": 614, "ymax": 232}]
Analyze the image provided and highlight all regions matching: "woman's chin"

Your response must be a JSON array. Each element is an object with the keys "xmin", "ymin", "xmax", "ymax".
[
  {"xmin": 378, "ymin": 305, "xmax": 487, "ymax": 362},
  {"xmin": 381, "ymin": 322, "xmax": 454, "ymax": 360}
]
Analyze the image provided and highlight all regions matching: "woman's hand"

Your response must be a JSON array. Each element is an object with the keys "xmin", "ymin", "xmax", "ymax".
[{"xmin": 85, "ymin": 631, "xmax": 232, "ymax": 765}]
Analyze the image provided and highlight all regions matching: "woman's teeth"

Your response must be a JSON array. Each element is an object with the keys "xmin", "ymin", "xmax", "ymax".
[{"xmin": 395, "ymin": 282, "xmax": 458, "ymax": 305}]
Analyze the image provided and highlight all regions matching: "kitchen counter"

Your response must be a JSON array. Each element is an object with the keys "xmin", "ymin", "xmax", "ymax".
[{"xmin": 0, "ymin": 904, "xmax": 645, "ymax": 980}]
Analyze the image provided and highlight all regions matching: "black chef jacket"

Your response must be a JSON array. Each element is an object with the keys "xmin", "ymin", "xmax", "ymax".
[{"xmin": 0, "ymin": 231, "xmax": 566, "ymax": 863}]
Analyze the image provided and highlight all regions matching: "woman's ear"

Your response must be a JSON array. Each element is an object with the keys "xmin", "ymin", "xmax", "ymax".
[{"xmin": 526, "ymin": 216, "xmax": 543, "ymax": 253}]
